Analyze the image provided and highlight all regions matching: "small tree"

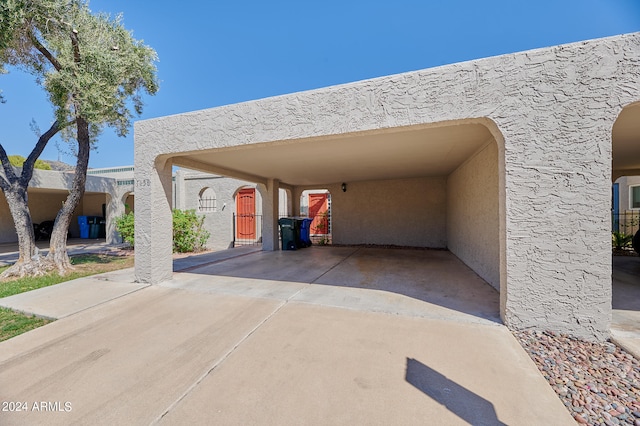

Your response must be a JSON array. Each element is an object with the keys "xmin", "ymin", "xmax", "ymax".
[{"xmin": 0, "ymin": 0, "xmax": 158, "ymax": 277}]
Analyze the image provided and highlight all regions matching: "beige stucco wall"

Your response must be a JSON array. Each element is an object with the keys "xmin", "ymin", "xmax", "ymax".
[
  {"xmin": 0, "ymin": 194, "xmax": 16, "ymax": 242},
  {"xmin": 0, "ymin": 191, "xmax": 84, "ymax": 241},
  {"xmin": 330, "ymin": 177, "xmax": 447, "ymax": 247},
  {"xmin": 447, "ymin": 142, "xmax": 500, "ymax": 290},
  {"xmin": 135, "ymin": 33, "xmax": 640, "ymax": 340},
  {"xmin": 0, "ymin": 168, "xmax": 120, "ymax": 243}
]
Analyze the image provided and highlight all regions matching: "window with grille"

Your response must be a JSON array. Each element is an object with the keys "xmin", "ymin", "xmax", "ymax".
[{"xmin": 199, "ymin": 187, "xmax": 217, "ymax": 212}]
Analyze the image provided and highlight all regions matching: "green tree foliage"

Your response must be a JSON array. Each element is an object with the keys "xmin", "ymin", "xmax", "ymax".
[
  {"xmin": 1, "ymin": 0, "xmax": 158, "ymax": 140},
  {"xmin": 0, "ymin": 0, "xmax": 158, "ymax": 277},
  {"xmin": 8, "ymin": 154, "xmax": 51, "ymax": 170},
  {"xmin": 115, "ymin": 210, "xmax": 210, "ymax": 253}
]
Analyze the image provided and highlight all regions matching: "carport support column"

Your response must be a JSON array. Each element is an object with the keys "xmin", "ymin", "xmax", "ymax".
[
  {"xmin": 105, "ymin": 186, "xmax": 121, "ymax": 244},
  {"xmin": 260, "ymin": 178, "xmax": 280, "ymax": 251},
  {"xmin": 134, "ymin": 159, "xmax": 173, "ymax": 284}
]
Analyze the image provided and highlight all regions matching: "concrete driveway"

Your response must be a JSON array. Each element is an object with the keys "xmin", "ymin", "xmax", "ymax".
[
  {"xmin": 0, "ymin": 247, "xmax": 572, "ymax": 425},
  {"xmin": 611, "ymin": 255, "xmax": 640, "ymax": 356}
]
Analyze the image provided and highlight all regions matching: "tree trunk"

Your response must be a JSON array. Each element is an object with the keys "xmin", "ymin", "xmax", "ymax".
[
  {"xmin": 0, "ymin": 186, "xmax": 50, "ymax": 278},
  {"xmin": 46, "ymin": 117, "xmax": 91, "ymax": 273},
  {"xmin": 0, "ymin": 121, "xmax": 61, "ymax": 279}
]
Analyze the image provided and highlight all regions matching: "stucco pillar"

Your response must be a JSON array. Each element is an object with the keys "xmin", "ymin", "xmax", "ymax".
[
  {"xmin": 174, "ymin": 169, "xmax": 186, "ymax": 210},
  {"xmin": 259, "ymin": 178, "xmax": 280, "ymax": 251},
  {"xmin": 291, "ymin": 186, "xmax": 301, "ymax": 216},
  {"xmin": 498, "ymin": 114, "xmax": 615, "ymax": 341},
  {"xmin": 134, "ymin": 158, "xmax": 173, "ymax": 284},
  {"xmin": 105, "ymin": 190, "xmax": 121, "ymax": 244}
]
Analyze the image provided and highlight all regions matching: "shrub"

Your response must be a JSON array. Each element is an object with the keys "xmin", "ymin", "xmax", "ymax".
[
  {"xmin": 115, "ymin": 211, "xmax": 135, "ymax": 247},
  {"xmin": 114, "ymin": 209, "xmax": 210, "ymax": 253},
  {"xmin": 172, "ymin": 209, "xmax": 210, "ymax": 253},
  {"xmin": 612, "ymin": 231, "xmax": 633, "ymax": 250}
]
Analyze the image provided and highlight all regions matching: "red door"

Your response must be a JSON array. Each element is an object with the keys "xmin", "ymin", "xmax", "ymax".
[
  {"xmin": 236, "ymin": 188, "xmax": 256, "ymax": 240},
  {"xmin": 309, "ymin": 193, "xmax": 329, "ymax": 235}
]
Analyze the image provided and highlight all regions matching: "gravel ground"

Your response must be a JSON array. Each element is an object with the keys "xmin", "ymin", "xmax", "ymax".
[{"xmin": 514, "ymin": 330, "xmax": 640, "ymax": 425}]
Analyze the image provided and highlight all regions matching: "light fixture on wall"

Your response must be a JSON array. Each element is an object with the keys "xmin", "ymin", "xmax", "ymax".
[{"xmin": 341, "ymin": 182, "xmax": 347, "ymax": 192}]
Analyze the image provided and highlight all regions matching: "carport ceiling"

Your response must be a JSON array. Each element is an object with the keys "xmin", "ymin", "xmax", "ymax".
[
  {"xmin": 613, "ymin": 103, "xmax": 640, "ymax": 174},
  {"xmin": 173, "ymin": 123, "xmax": 495, "ymax": 186}
]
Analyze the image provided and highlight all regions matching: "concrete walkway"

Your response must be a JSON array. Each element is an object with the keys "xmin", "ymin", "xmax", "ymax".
[{"xmin": 0, "ymin": 247, "xmax": 574, "ymax": 425}]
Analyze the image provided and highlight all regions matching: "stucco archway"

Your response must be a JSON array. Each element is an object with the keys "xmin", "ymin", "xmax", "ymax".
[
  {"xmin": 134, "ymin": 33, "xmax": 640, "ymax": 340},
  {"xmin": 611, "ymin": 102, "xmax": 640, "ymax": 343}
]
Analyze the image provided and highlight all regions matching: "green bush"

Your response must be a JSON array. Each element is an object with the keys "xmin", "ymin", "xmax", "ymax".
[
  {"xmin": 612, "ymin": 231, "xmax": 633, "ymax": 250},
  {"xmin": 115, "ymin": 209, "xmax": 210, "ymax": 253},
  {"xmin": 172, "ymin": 209, "xmax": 210, "ymax": 253},
  {"xmin": 115, "ymin": 211, "xmax": 135, "ymax": 247}
]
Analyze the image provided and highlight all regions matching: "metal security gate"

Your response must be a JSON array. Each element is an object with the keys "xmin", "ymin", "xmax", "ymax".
[{"xmin": 233, "ymin": 213, "xmax": 263, "ymax": 247}]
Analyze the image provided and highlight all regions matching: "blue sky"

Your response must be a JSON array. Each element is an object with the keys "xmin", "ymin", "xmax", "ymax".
[{"xmin": 1, "ymin": 0, "xmax": 639, "ymax": 168}]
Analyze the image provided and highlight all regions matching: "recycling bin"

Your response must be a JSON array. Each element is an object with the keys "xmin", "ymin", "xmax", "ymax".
[
  {"xmin": 78, "ymin": 216, "xmax": 89, "ymax": 239},
  {"xmin": 298, "ymin": 218, "xmax": 312, "ymax": 247}
]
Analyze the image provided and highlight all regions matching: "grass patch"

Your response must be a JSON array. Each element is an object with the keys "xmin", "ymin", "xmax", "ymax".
[
  {"xmin": 0, "ymin": 253, "xmax": 134, "ymax": 342},
  {"xmin": 0, "ymin": 254, "xmax": 134, "ymax": 299},
  {"xmin": 0, "ymin": 307, "xmax": 52, "ymax": 342}
]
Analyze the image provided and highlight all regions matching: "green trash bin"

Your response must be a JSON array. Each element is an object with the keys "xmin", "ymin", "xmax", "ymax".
[
  {"xmin": 278, "ymin": 218, "xmax": 299, "ymax": 250},
  {"xmin": 88, "ymin": 216, "xmax": 100, "ymax": 239}
]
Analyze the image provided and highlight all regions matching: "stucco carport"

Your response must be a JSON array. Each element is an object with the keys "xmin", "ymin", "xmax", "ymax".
[
  {"xmin": 0, "ymin": 168, "xmax": 122, "ymax": 244},
  {"xmin": 135, "ymin": 33, "xmax": 640, "ymax": 340}
]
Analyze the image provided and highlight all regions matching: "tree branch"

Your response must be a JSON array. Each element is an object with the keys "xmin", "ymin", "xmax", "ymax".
[
  {"xmin": 20, "ymin": 120, "xmax": 61, "ymax": 186},
  {"xmin": 0, "ymin": 143, "xmax": 18, "ymax": 188},
  {"xmin": 70, "ymin": 28, "xmax": 81, "ymax": 66},
  {"xmin": 27, "ymin": 29, "xmax": 62, "ymax": 71}
]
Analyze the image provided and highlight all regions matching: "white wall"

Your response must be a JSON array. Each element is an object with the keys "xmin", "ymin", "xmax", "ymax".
[
  {"xmin": 616, "ymin": 175, "xmax": 640, "ymax": 212},
  {"xmin": 447, "ymin": 142, "xmax": 500, "ymax": 290},
  {"xmin": 331, "ymin": 177, "xmax": 447, "ymax": 247}
]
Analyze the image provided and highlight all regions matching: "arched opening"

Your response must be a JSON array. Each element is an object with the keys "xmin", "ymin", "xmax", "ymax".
[
  {"xmin": 122, "ymin": 192, "xmax": 135, "ymax": 214},
  {"xmin": 300, "ymin": 189, "xmax": 332, "ymax": 245},
  {"xmin": 198, "ymin": 187, "xmax": 217, "ymax": 212},
  {"xmin": 611, "ymin": 102, "xmax": 640, "ymax": 344}
]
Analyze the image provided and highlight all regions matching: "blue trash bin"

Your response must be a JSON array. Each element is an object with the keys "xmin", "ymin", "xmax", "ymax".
[
  {"xmin": 298, "ymin": 218, "xmax": 312, "ymax": 247},
  {"xmin": 78, "ymin": 216, "xmax": 89, "ymax": 239}
]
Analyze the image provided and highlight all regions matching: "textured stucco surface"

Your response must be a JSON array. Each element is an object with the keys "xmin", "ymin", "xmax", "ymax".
[
  {"xmin": 331, "ymin": 177, "xmax": 447, "ymax": 247},
  {"xmin": 135, "ymin": 33, "xmax": 640, "ymax": 340},
  {"xmin": 447, "ymin": 142, "xmax": 500, "ymax": 290}
]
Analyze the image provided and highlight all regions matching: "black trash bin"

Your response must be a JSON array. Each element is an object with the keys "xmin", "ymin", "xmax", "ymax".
[{"xmin": 278, "ymin": 218, "xmax": 299, "ymax": 250}]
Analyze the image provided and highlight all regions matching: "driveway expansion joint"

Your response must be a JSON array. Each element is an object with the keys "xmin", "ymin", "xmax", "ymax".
[{"xmin": 152, "ymin": 286, "xmax": 306, "ymax": 424}]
